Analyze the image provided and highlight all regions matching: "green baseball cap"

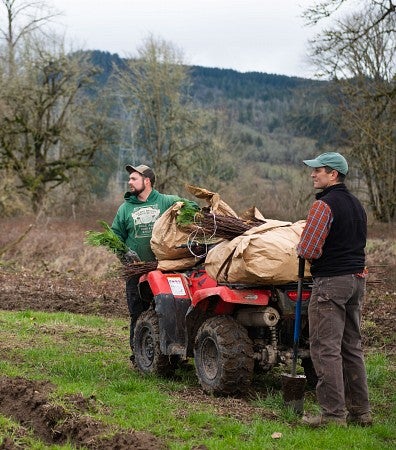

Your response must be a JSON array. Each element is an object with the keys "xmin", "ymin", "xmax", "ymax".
[{"xmin": 303, "ymin": 152, "xmax": 348, "ymax": 175}]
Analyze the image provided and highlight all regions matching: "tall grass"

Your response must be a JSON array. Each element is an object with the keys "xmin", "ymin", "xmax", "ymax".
[{"xmin": 1, "ymin": 206, "xmax": 394, "ymax": 280}]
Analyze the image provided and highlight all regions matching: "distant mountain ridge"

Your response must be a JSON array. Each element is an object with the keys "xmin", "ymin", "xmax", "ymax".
[
  {"xmin": 190, "ymin": 65, "xmax": 322, "ymax": 100},
  {"xmin": 86, "ymin": 50, "xmax": 337, "ymax": 187}
]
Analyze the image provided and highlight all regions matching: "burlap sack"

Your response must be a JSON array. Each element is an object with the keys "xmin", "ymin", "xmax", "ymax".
[
  {"xmin": 151, "ymin": 186, "xmax": 239, "ymax": 263},
  {"xmin": 239, "ymin": 206, "xmax": 266, "ymax": 222},
  {"xmin": 151, "ymin": 202, "xmax": 194, "ymax": 260},
  {"xmin": 205, "ymin": 220, "xmax": 310, "ymax": 285},
  {"xmin": 185, "ymin": 184, "xmax": 238, "ymax": 216},
  {"xmin": 157, "ymin": 257, "xmax": 200, "ymax": 271}
]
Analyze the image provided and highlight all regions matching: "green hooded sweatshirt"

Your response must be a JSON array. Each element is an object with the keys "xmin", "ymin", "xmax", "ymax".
[{"xmin": 111, "ymin": 189, "xmax": 183, "ymax": 261}]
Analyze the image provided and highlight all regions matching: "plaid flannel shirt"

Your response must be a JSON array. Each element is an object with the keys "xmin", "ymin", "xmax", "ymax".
[{"xmin": 297, "ymin": 200, "xmax": 332, "ymax": 260}]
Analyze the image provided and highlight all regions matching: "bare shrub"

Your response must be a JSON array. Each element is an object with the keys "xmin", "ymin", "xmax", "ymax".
[
  {"xmin": 0, "ymin": 216, "xmax": 120, "ymax": 278},
  {"xmin": 0, "ymin": 171, "xmax": 28, "ymax": 217},
  {"xmin": 218, "ymin": 166, "xmax": 313, "ymax": 222}
]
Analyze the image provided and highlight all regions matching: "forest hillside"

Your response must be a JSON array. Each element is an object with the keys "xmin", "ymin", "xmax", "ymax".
[{"xmin": 86, "ymin": 50, "xmax": 341, "ymax": 221}]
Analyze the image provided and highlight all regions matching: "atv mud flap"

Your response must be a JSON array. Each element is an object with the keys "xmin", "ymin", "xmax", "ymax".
[{"xmin": 154, "ymin": 294, "xmax": 191, "ymax": 356}]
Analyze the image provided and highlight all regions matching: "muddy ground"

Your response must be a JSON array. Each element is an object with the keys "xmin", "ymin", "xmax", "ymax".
[{"xmin": 0, "ymin": 266, "xmax": 394, "ymax": 449}]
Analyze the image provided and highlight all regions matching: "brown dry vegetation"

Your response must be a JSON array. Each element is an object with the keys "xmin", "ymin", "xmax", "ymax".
[
  {"xmin": 0, "ymin": 210, "xmax": 395, "ymax": 449},
  {"xmin": 0, "ymin": 211, "xmax": 394, "ymax": 335}
]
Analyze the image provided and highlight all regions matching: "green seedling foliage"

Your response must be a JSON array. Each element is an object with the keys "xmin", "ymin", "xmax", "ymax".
[
  {"xmin": 175, "ymin": 200, "xmax": 201, "ymax": 226},
  {"xmin": 85, "ymin": 220, "xmax": 129, "ymax": 255}
]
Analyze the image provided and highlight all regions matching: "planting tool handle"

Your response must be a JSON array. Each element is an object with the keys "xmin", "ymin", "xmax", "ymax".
[
  {"xmin": 298, "ymin": 255, "xmax": 305, "ymax": 279},
  {"xmin": 294, "ymin": 257, "xmax": 305, "ymax": 341},
  {"xmin": 292, "ymin": 257, "xmax": 305, "ymax": 377}
]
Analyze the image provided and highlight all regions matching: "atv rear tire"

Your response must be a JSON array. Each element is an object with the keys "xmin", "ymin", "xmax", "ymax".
[
  {"xmin": 194, "ymin": 315, "xmax": 254, "ymax": 395},
  {"xmin": 133, "ymin": 309, "xmax": 177, "ymax": 377}
]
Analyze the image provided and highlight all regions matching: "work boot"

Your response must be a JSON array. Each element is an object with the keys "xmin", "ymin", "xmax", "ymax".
[
  {"xmin": 347, "ymin": 412, "xmax": 373, "ymax": 427},
  {"xmin": 302, "ymin": 414, "xmax": 347, "ymax": 428}
]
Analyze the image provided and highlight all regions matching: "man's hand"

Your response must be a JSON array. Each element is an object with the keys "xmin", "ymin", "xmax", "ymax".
[{"xmin": 123, "ymin": 250, "xmax": 141, "ymax": 264}]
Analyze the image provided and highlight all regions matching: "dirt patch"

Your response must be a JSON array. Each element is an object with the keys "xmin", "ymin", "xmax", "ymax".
[
  {"xmin": 0, "ymin": 265, "xmax": 394, "ymax": 353},
  {"xmin": 362, "ymin": 288, "xmax": 395, "ymax": 352},
  {"xmin": 0, "ymin": 376, "xmax": 165, "ymax": 449},
  {"xmin": 0, "ymin": 268, "xmax": 127, "ymax": 317},
  {"xmin": 171, "ymin": 385, "xmax": 278, "ymax": 423}
]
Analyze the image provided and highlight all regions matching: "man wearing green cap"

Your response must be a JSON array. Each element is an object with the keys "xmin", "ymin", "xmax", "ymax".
[{"xmin": 297, "ymin": 152, "xmax": 372, "ymax": 427}]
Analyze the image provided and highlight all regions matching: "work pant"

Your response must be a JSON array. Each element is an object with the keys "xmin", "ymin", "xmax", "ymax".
[
  {"xmin": 308, "ymin": 274, "xmax": 371, "ymax": 418},
  {"xmin": 126, "ymin": 275, "xmax": 145, "ymax": 354}
]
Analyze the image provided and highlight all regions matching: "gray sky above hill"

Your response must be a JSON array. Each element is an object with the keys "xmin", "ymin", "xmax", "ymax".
[{"xmin": 51, "ymin": 0, "xmax": 324, "ymax": 79}]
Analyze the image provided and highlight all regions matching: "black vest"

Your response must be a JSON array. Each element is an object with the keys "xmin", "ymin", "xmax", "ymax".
[{"xmin": 310, "ymin": 183, "xmax": 367, "ymax": 277}]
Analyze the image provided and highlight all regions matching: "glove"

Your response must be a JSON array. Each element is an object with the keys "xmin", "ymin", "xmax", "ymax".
[{"xmin": 122, "ymin": 249, "xmax": 141, "ymax": 264}]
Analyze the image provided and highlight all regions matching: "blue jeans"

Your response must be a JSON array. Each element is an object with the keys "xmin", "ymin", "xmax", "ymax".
[{"xmin": 308, "ymin": 274, "xmax": 371, "ymax": 418}]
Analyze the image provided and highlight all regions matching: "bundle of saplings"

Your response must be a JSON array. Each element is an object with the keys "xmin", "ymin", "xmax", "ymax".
[
  {"xmin": 85, "ymin": 221, "xmax": 157, "ymax": 277},
  {"xmin": 176, "ymin": 206, "xmax": 266, "ymax": 240},
  {"xmin": 85, "ymin": 220, "xmax": 129, "ymax": 257},
  {"xmin": 123, "ymin": 260, "xmax": 159, "ymax": 278},
  {"xmin": 150, "ymin": 201, "xmax": 207, "ymax": 263}
]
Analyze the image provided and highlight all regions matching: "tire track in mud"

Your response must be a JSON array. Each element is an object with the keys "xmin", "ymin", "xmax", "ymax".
[{"xmin": 0, "ymin": 376, "xmax": 165, "ymax": 449}]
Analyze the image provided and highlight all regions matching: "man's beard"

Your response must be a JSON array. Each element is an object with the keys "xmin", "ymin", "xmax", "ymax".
[
  {"xmin": 130, "ymin": 182, "xmax": 145, "ymax": 197},
  {"xmin": 131, "ymin": 188, "xmax": 144, "ymax": 197}
]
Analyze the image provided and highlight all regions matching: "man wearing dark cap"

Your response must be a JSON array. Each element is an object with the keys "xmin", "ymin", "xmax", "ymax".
[
  {"xmin": 297, "ymin": 152, "xmax": 372, "ymax": 427},
  {"xmin": 111, "ymin": 164, "xmax": 183, "ymax": 362}
]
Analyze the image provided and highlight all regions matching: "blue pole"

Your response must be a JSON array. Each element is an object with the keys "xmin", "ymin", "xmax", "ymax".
[{"xmin": 292, "ymin": 257, "xmax": 305, "ymax": 377}]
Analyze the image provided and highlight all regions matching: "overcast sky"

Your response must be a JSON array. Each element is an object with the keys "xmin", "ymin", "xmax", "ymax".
[{"xmin": 50, "ymin": 0, "xmax": 324, "ymax": 79}]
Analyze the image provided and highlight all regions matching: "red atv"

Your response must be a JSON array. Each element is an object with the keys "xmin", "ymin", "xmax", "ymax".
[{"xmin": 133, "ymin": 263, "xmax": 316, "ymax": 395}]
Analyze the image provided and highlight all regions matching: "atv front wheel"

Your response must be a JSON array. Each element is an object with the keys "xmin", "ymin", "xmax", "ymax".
[
  {"xmin": 133, "ymin": 310, "xmax": 177, "ymax": 377},
  {"xmin": 194, "ymin": 315, "xmax": 254, "ymax": 395}
]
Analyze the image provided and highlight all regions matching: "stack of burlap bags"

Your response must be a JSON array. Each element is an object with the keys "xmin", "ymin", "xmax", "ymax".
[
  {"xmin": 150, "ymin": 185, "xmax": 234, "ymax": 271},
  {"xmin": 204, "ymin": 219, "xmax": 310, "ymax": 284},
  {"xmin": 150, "ymin": 185, "xmax": 310, "ymax": 284}
]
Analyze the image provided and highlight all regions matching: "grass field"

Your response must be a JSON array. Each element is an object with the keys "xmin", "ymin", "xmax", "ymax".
[{"xmin": 0, "ymin": 309, "xmax": 395, "ymax": 449}]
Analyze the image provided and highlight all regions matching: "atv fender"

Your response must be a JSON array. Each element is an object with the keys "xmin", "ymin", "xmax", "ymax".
[
  {"xmin": 139, "ymin": 270, "xmax": 191, "ymax": 299},
  {"xmin": 191, "ymin": 286, "xmax": 271, "ymax": 312},
  {"xmin": 139, "ymin": 271, "xmax": 192, "ymax": 357},
  {"xmin": 155, "ymin": 293, "xmax": 191, "ymax": 357}
]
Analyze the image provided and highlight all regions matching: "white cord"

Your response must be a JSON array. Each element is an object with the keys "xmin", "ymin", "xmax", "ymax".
[{"xmin": 185, "ymin": 212, "xmax": 217, "ymax": 258}]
